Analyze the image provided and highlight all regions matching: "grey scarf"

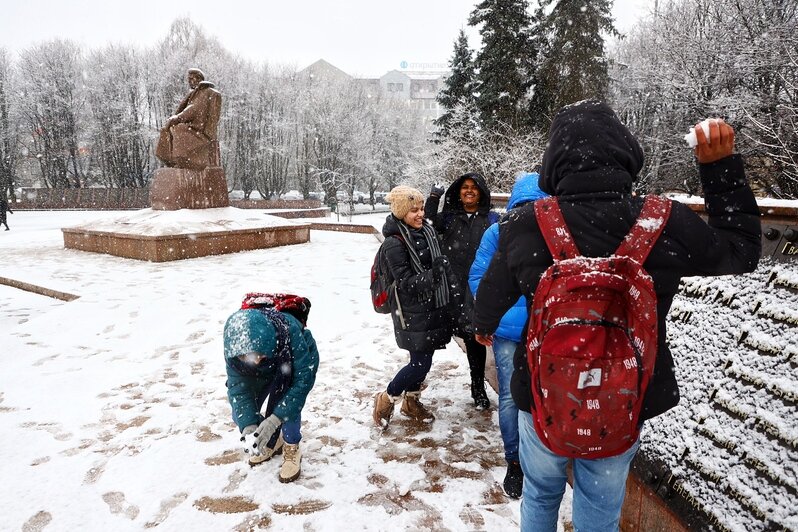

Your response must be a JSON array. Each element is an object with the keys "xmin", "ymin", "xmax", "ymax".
[{"xmin": 396, "ymin": 220, "xmax": 450, "ymax": 308}]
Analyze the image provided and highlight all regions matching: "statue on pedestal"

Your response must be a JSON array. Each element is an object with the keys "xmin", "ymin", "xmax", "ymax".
[
  {"xmin": 150, "ymin": 68, "xmax": 229, "ymax": 210},
  {"xmin": 156, "ymin": 68, "xmax": 222, "ymax": 170}
]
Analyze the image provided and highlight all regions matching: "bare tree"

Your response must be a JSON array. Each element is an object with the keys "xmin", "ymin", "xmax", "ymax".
[
  {"xmin": 17, "ymin": 40, "xmax": 86, "ymax": 188},
  {"xmin": 410, "ymin": 103, "xmax": 545, "ymax": 194},
  {"xmin": 0, "ymin": 49, "xmax": 18, "ymax": 200},
  {"xmin": 85, "ymin": 45, "xmax": 152, "ymax": 188},
  {"xmin": 611, "ymin": 0, "xmax": 798, "ymax": 197}
]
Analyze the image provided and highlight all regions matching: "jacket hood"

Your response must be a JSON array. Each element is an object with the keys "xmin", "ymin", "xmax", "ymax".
[
  {"xmin": 539, "ymin": 100, "xmax": 644, "ymax": 196},
  {"xmin": 443, "ymin": 172, "xmax": 492, "ymax": 214},
  {"xmin": 508, "ymin": 172, "xmax": 548, "ymax": 210},
  {"xmin": 223, "ymin": 309, "xmax": 277, "ymax": 360}
]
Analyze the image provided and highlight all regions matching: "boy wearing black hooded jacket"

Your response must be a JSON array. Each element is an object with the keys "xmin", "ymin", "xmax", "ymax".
[
  {"xmin": 473, "ymin": 100, "xmax": 761, "ymax": 531},
  {"xmin": 426, "ymin": 173, "xmax": 498, "ymax": 410}
]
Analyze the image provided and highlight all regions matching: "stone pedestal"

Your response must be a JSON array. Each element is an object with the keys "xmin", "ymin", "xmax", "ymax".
[
  {"xmin": 63, "ymin": 207, "xmax": 310, "ymax": 262},
  {"xmin": 149, "ymin": 166, "xmax": 229, "ymax": 210}
]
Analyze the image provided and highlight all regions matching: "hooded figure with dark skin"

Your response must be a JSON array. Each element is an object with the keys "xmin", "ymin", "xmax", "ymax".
[
  {"xmin": 472, "ymin": 100, "xmax": 761, "ymax": 531},
  {"xmin": 425, "ymin": 172, "xmax": 498, "ymax": 410}
]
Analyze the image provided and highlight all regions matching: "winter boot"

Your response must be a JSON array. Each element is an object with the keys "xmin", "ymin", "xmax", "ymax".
[
  {"xmin": 278, "ymin": 443, "xmax": 301, "ymax": 483},
  {"xmin": 503, "ymin": 460, "xmax": 524, "ymax": 499},
  {"xmin": 470, "ymin": 378, "xmax": 490, "ymax": 410},
  {"xmin": 400, "ymin": 391, "xmax": 435, "ymax": 423},
  {"xmin": 248, "ymin": 431, "xmax": 284, "ymax": 467},
  {"xmin": 373, "ymin": 391, "xmax": 399, "ymax": 427}
]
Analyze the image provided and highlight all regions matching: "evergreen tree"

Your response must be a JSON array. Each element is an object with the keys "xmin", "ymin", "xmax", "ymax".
[
  {"xmin": 468, "ymin": 0, "xmax": 537, "ymax": 131},
  {"xmin": 530, "ymin": 0, "xmax": 619, "ymax": 131},
  {"xmin": 434, "ymin": 30, "xmax": 476, "ymax": 139}
]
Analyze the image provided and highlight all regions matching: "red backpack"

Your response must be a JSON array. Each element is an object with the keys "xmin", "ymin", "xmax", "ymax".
[
  {"xmin": 370, "ymin": 236, "xmax": 404, "ymax": 315},
  {"xmin": 528, "ymin": 195, "xmax": 671, "ymax": 459},
  {"xmin": 241, "ymin": 293, "xmax": 311, "ymax": 327},
  {"xmin": 370, "ymin": 247, "xmax": 393, "ymax": 314}
]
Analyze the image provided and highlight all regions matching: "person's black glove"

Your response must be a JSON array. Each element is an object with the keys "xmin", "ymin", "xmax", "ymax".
[
  {"xmin": 432, "ymin": 255, "xmax": 449, "ymax": 283},
  {"xmin": 430, "ymin": 184, "xmax": 445, "ymax": 199}
]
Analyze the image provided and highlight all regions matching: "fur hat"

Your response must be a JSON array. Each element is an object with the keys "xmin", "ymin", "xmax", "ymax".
[{"xmin": 386, "ymin": 185, "xmax": 424, "ymax": 219}]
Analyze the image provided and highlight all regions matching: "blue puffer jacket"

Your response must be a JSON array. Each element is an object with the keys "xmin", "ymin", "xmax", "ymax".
[
  {"xmin": 469, "ymin": 173, "xmax": 548, "ymax": 342},
  {"xmin": 224, "ymin": 309, "xmax": 319, "ymax": 430}
]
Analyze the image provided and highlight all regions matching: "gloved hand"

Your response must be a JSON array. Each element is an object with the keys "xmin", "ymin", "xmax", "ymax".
[
  {"xmin": 432, "ymin": 255, "xmax": 449, "ymax": 282},
  {"xmin": 430, "ymin": 184, "xmax": 445, "ymax": 198},
  {"xmin": 254, "ymin": 414, "xmax": 281, "ymax": 454},
  {"xmin": 695, "ymin": 119, "xmax": 735, "ymax": 164},
  {"xmin": 240, "ymin": 425, "xmax": 260, "ymax": 457}
]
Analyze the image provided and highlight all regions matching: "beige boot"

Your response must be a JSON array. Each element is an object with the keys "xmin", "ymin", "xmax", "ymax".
[
  {"xmin": 400, "ymin": 391, "xmax": 435, "ymax": 423},
  {"xmin": 248, "ymin": 431, "xmax": 284, "ymax": 467},
  {"xmin": 373, "ymin": 391, "xmax": 399, "ymax": 427},
  {"xmin": 279, "ymin": 443, "xmax": 301, "ymax": 483}
]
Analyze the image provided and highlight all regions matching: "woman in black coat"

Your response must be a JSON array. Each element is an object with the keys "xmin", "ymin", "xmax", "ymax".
[
  {"xmin": 425, "ymin": 173, "xmax": 498, "ymax": 409},
  {"xmin": 372, "ymin": 185, "xmax": 456, "ymax": 428}
]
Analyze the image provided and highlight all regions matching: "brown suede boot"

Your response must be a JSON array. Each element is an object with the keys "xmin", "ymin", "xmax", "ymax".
[
  {"xmin": 400, "ymin": 391, "xmax": 435, "ymax": 423},
  {"xmin": 373, "ymin": 391, "xmax": 398, "ymax": 427}
]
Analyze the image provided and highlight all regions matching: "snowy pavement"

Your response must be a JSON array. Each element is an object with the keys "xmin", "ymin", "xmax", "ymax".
[{"xmin": 0, "ymin": 210, "xmax": 574, "ymax": 531}]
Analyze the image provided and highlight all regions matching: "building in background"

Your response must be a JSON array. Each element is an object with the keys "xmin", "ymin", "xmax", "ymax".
[{"xmin": 299, "ymin": 59, "xmax": 449, "ymax": 130}]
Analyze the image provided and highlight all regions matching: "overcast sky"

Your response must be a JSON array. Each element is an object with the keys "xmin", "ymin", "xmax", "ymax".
[{"xmin": 1, "ymin": 0, "xmax": 655, "ymax": 77}]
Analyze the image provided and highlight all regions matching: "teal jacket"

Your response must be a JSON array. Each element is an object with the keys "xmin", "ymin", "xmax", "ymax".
[{"xmin": 224, "ymin": 310, "xmax": 319, "ymax": 430}]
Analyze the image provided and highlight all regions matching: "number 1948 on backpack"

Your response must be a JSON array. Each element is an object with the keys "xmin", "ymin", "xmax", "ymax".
[{"xmin": 528, "ymin": 195, "xmax": 671, "ymax": 459}]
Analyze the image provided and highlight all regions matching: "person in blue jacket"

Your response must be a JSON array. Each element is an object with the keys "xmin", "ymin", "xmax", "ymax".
[
  {"xmin": 469, "ymin": 172, "xmax": 548, "ymax": 499},
  {"xmin": 223, "ymin": 306, "xmax": 319, "ymax": 483}
]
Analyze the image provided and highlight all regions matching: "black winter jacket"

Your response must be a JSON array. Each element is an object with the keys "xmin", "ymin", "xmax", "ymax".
[
  {"xmin": 472, "ymin": 101, "xmax": 761, "ymax": 423},
  {"xmin": 381, "ymin": 215, "xmax": 453, "ymax": 352},
  {"xmin": 425, "ymin": 173, "xmax": 497, "ymax": 332}
]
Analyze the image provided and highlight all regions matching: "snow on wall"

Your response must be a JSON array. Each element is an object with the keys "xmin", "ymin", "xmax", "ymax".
[{"xmin": 640, "ymin": 258, "xmax": 798, "ymax": 531}]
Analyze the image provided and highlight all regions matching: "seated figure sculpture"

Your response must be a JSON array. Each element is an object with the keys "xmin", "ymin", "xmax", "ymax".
[{"xmin": 156, "ymin": 68, "xmax": 222, "ymax": 170}]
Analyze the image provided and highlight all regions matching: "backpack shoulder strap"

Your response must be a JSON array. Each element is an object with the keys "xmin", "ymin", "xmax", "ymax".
[
  {"xmin": 615, "ymin": 195, "xmax": 672, "ymax": 264},
  {"xmin": 534, "ymin": 197, "xmax": 581, "ymax": 260}
]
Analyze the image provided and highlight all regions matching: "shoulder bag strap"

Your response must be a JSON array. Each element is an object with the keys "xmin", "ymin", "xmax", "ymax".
[
  {"xmin": 534, "ymin": 197, "xmax": 581, "ymax": 261},
  {"xmin": 615, "ymin": 195, "xmax": 672, "ymax": 264}
]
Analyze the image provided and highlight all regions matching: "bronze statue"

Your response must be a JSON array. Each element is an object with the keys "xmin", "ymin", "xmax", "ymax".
[{"xmin": 156, "ymin": 68, "xmax": 222, "ymax": 170}]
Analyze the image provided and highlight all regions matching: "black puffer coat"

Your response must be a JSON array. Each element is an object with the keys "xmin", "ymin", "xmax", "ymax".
[
  {"xmin": 425, "ymin": 173, "xmax": 497, "ymax": 331},
  {"xmin": 381, "ymin": 215, "xmax": 452, "ymax": 352},
  {"xmin": 472, "ymin": 100, "xmax": 761, "ymax": 423}
]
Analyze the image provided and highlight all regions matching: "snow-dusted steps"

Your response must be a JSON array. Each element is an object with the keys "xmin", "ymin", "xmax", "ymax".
[{"xmin": 621, "ymin": 260, "xmax": 798, "ymax": 532}]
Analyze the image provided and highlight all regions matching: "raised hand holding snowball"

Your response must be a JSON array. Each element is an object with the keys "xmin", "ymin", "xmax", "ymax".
[{"xmin": 694, "ymin": 119, "xmax": 735, "ymax": 164}]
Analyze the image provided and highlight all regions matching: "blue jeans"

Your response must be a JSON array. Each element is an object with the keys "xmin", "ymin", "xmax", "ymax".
[
  {"xmin": 518, "ymin": 410, "xmax": 640, "ymax": 532},
  {"xmin": 493, "ymin": 336, "xmax": 520, "ymax": 462},
  {"xmin": 280, "ymin": 418, "xmax": 302, "ymax": 445}
]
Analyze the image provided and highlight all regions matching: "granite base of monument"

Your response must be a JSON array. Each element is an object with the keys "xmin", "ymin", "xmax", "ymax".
[
  {"xmin": 149, "ymin": 167, "xmax": 229, "ymax": 210},
  {"xmin": 62, "ymin": 207, "xmax": 310, "ymax": 262}
]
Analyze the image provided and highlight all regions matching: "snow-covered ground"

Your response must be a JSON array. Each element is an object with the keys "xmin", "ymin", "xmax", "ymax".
[{"xmin": 0, "ymin": 210, "xmax": 576, "ymax": 531}]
